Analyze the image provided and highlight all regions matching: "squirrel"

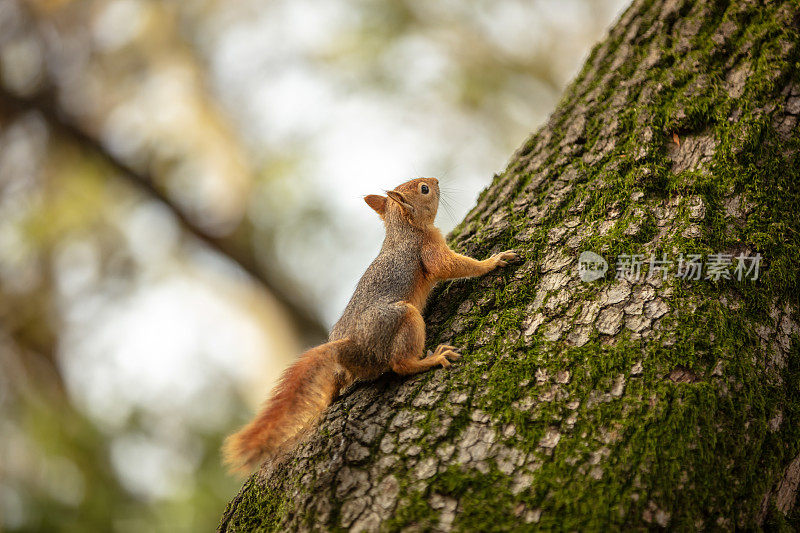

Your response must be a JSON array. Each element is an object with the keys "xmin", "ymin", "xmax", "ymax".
[{"xmin": 222, "ymin": 177, "xmax": 517, "ymax": 473}]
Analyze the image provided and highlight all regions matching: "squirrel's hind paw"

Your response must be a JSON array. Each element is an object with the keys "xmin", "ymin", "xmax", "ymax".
[{"xmin": 425, "ymin": 344, "xmax": 461, "ymax": 368}]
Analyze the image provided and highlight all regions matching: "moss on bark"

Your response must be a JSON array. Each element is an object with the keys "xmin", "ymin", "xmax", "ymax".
[{"xmin": 219, "ymin": 0, "xmax": 800, "ymax": 530}]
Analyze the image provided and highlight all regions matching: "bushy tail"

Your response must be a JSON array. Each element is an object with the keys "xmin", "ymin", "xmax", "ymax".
[{"xmin": 223, "ymin": 339, "xmax": 353, "ymax": 474}]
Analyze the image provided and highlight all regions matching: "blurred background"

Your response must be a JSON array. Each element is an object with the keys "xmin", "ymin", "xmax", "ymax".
[{"xmin": 0, "ymin": 0, "xmax": 628, "ymax": 530}]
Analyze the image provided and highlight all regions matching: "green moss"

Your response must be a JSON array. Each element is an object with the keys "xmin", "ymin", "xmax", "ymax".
[
  {"xmin": 383, "ymin": 489, "xmax": 438, "ymax": 531},
  {"xmin": 220, "ymin": 477, "xmax": 290, "ymax": 532}
]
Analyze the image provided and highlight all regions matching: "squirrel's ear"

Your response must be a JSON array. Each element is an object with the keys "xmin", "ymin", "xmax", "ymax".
[
  {"xmin": 386, "ymin": 190, "xmax": 414, "ymax": 214},
  {"xmin": 364, "ymin": 195, "xmax": 387, "ymax": 216}
]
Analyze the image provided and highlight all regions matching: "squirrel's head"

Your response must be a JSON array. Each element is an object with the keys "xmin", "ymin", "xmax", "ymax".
[{"xmin": 364, "ymin": 177, "xmax": 440, "ymax": 227}]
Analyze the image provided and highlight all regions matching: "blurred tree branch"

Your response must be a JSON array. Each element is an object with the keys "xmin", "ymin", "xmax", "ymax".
[{"xmin": 0, "ymin": 86, "xmax": 328, "ymax": 344}]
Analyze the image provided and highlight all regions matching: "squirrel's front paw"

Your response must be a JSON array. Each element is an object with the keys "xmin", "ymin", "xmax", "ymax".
[{"xmin": 491, "ymin": 250, "xmax": 518, "ymax": 268}]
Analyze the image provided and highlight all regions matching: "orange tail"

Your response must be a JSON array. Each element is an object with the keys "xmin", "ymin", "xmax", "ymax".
[{"xmin": 222, "ymin": 339, "xmax": 353, "ymax": 474}]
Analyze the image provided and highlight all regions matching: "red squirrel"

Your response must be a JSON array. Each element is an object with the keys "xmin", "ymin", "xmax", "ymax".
[{"xmin": 223, "ymin": 177, "xmax": 517, "ymax": 473}]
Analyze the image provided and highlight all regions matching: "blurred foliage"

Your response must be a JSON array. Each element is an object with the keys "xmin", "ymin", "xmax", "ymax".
[
  {"xmin": 2, "ymin": 337, "xmax": 242, "ymax": 531},
  {"xmin": 0, "ymin": 0, "xmax": 626, "ymax": 530}
]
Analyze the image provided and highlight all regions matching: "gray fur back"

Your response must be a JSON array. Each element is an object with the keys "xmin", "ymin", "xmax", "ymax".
[{"xmin": 330, "ymin": 228, "xmax": 422, "ymax": 363}]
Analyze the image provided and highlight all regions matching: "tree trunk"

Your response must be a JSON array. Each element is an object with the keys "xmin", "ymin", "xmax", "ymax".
[{"xmin": 219, "ymin": 0, "xmax": 800, "ymax": 530}]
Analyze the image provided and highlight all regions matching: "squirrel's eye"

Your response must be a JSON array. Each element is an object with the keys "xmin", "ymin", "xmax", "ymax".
[{"xmin": 421, "ymin": 184, "xmax": 429, "ymax": 194}]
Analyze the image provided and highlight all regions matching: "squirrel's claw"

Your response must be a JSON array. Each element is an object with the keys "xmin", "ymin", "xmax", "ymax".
[
  {"xmin": 492, "ymin": 250, "xmax": 519, "ymax": 267},
  {"xmin": 430, "ymin": 344, "xmax": 461, "ymax": 367},
  {"xmin": 433, "ymin": 344, "xmax": 458, "ymax": 356},
  {"xmin": 421, "ymin": 344, "xmax": 462, "ymax": 369}
]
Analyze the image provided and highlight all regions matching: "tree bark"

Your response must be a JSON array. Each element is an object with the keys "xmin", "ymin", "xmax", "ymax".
[{"xmin": 219, "ymin": 0, "xmax": 800, "ymax": 530}]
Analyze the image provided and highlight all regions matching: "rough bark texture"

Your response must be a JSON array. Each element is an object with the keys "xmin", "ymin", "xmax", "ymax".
[{"xmin": 219, "ymin": 0, "xmax": 800, "ymax": 530}]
